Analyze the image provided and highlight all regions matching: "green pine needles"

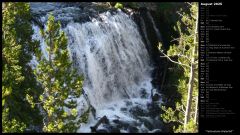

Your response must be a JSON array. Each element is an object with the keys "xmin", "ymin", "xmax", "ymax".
[
  {"xmin": 2, "ymin": 2, "xmax": 42, "ymax": 132},
  {"xmin": 3, "ymin": 3, "xmax": 88, "ymax": 133},
  {"xmin": 32, "ymin": 14, "xmax": 86, "ymax": 132}
]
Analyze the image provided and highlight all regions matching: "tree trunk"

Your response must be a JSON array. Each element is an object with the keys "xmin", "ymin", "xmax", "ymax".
[
  {"xmin": 49, "ymin": 33, "xmax": 52, "ymax": 64},
  {"xmin": 184, "ymin": 4, "xmax": 198, "ymax": 132},
  {"xmin": 194, "ymin": 96, "xmax": 198, "ymax": 124},
  {"xmin": 184, "ymin": 62, "xmax": 195, "ymax": 132}
]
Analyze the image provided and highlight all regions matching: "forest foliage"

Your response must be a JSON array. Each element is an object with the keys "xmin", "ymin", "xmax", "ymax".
[
  {"xmin": 2, "ymin": 3, "xmax": 88, "ymax": 133},
  {"xmin": 2, "ymin": 2, "xmax": 42, "ymax": 132}
]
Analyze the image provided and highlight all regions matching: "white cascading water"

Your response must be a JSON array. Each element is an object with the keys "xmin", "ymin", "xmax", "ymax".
[
  {"xmin": 31, "ymin": 9, "xmax": 161, "ymax": 133},
  {"xmin": 65, "ymin": 10, "xmax": 152, "ymax": 109}
]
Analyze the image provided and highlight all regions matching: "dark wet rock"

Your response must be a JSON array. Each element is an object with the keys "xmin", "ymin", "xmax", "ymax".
[
  {"xmin": 152, "ymin": 93, "xmax": 160, "ymax": 101},
  {"xmin": 138, "ymin": 116, "xmax": 154, "ymax": 130},
  {"xmin": 129, "ymin": 105, "xmax": 148, "ymax": 117},
  {"xmin": 101, "ymin": 124, "xmax": 120, "ymax": 133},
  {"xmin": 149, "ymin": 129, "xmax": 162, "ymax": 133},
  {"xmin": 108, "ymin": 126, "xmax": 121, "ymax": 133},
  {"xmin": 140, "ymin": 88, "xmax": 148, "ymax": 98},
  {"xmin": 152, "ymin": 118, "xmax": 164, "ymax": 129},
  {"xmin": 125, "ymin": 100, "xmax": 133, "ymax": 106},
  {"xmin": 111, "ymin": 115, "xmax": 163, "ymax": 132},
  {"xmin": 128, "ymin": 126, "xmax": 139, "ymax": 133},
  {"xmin": 113, "ymin": 119, "xmax": 130, "ymax": 129},
  {"xmin": 139, "ymin": 125, "xmax": 149, "ymax": 133},
  {"xmin": 112, "ymin": 118, "xmax": 141, "ymax": 131},
  {"xmin": 120, "ymin": 107, "xmax": 127, "ymax": 112},
  {"xmin": 151, "ymin": 88, "xmax": 161, "ymax": 102},
  {"xmin": 147, "ymin": 102, "xmax": 162, "ymax": 118},
  {"xmin": 90, "ymin": 115, "xmax": 109, "ymax": 132},
  {"xmin": 96, "ymin": 129, "xmax": 108, "ymax": 133},
  {"xmin": 113, "ymin": 119, "xmax": 120, "ymax": 124}
]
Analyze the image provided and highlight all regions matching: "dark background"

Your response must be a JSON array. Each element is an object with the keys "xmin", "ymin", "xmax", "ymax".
[{"xmin": 199, "ymin": 1, "xmax": 239, "ymax": 134}]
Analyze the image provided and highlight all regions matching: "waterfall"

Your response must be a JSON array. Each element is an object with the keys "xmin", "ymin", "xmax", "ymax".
[
  {"xmin": 65, "ymin": 10, "xmax": 152, "ymax": 109},
  {"xmin": 31, "ymin": 4, "xmax": 162, "ymax": 132}
]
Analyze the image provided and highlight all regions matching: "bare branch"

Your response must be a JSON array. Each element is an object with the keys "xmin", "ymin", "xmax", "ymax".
[
  {"xmin": 176, "ymin": 11, "xmax": 191, "ymax": 21},
  {"xmin": 43, "ymin": 116, "xmax": 47, "ymax": 127},
  {"xmin": 170, "ymin": 37, "xmax": 181, "ymax": 42},
  {"xmin": 159, "ymin": 50, "xmax": 191, "ymax": 68},
  {"xmin": 178, "ymin": 120, "xmax": 184, "ymax": 125},
  {"xmin": 176, "ymin": 11, "xmax": 184, "ymax": 17},
  {"xmin": 186, "ymin": 2, "xmax": 193, "ymax": 6},
  {"xmin": 170, "ymin": 34, "xmax": 195, "ymax": 43},
  {"xmin": 178, "ymin": 110, "xmax": 185, "ymax": 116},
  {"xmin": 35, "ymin": 101, "xmax": 45, "ymax": 105},
  {"xmin": 193, "ymin": 61, "xmax": 198, "ymax": 65},
  {"xmin": 181, "ymin": 105, "xmax": 186, "ymax": 114}
]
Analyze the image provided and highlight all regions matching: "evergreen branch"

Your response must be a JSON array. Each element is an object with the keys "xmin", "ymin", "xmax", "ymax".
[
  {"xmin": 170, "ymin": 34, "xmax": 195, "ymax": 43},
  {"xmin": 176, "ymin": 11, "xmax": 191, "ymax": 21}
]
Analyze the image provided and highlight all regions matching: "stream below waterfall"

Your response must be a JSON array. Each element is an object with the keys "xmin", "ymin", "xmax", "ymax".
[{"xmin": 30, "ymin": 3, "xmax": 163, "ymax": 133}]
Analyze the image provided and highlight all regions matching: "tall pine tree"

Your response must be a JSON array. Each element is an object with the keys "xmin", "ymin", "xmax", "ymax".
[
  {"xmin": 2, "ymin": 2, "xmax": 42, "ymax": 132},
  {"xmin": 159, "ymin": 2, "xmax": 198, "ymax": 133},
  {"xmin": 30, "ymin": 14, "xmax": 85, "ymax": 132}
]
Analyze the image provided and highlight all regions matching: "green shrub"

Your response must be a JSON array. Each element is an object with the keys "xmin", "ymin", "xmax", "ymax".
[{"xmin": 114, "ymin": 2, "xmax": 123, "ymax": 9}]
